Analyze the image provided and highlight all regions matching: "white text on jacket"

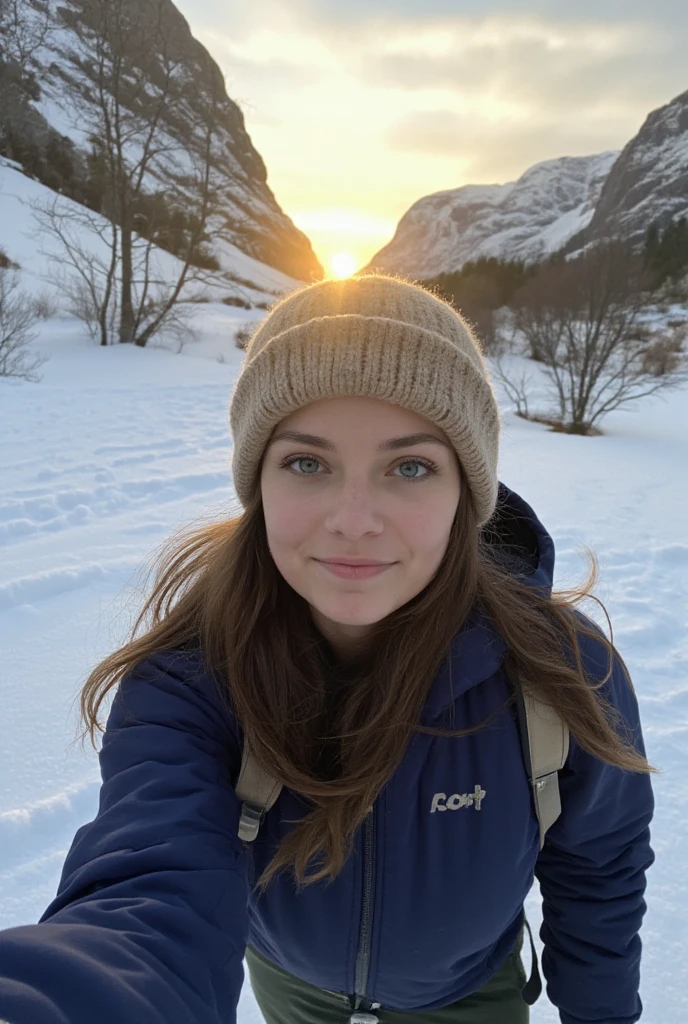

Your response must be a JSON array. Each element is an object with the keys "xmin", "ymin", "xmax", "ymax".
[{"xmin": 430, "ymin": 786, "xmax": 486, "ymax": 813}]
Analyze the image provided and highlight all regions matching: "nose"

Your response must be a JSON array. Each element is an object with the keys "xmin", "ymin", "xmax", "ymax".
[{"xmin": 323, "ymin": 481, "xmax": 384, "ymax": 539}]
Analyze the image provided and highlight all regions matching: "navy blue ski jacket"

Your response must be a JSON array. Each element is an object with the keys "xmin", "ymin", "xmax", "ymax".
[{"xmin": 0, "ymin": 484, "xmax": 654, "ymax": 1024}]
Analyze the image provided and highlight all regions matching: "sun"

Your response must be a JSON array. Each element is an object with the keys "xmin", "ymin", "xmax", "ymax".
[{"xmin": 330, "ymin": 252, "xmax": 358, "ymax": 279}]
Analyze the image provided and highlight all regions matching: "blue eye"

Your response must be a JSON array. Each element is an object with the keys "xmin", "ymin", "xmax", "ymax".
[
  {"xmin": 395, "ymin": 460, "xmax": 432, "ymax": 480},
  {"xmin": 284, "ymin": 456, "xmax": 321, "ymax": 475},
  {"xmin": 278, "ymin": 455, "xmax": 438, "ymax": 482}
]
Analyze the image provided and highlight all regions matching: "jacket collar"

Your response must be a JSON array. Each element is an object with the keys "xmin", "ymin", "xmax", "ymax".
[{"xmin": 420, "ymin": 482, "xmax": 556, "ymax": 724}]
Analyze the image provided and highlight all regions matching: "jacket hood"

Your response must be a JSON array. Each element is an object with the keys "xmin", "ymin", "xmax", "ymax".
[{"xmin": 420, "ymin": 481, "xmax": 556, "ymax": 724}]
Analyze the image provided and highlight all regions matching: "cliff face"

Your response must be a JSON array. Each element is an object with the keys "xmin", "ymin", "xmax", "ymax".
[
  {"xmin": 583, "ymin": 88, "xmax": 688, "ymax": 248},
  {"xmin": 0, "ymin": 0, "xmax": 322, "ymax": 283}
]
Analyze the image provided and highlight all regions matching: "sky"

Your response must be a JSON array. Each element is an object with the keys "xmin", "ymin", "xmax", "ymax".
[{"xmin": 173, "ymin": 0, "xmax": 688, "ymax": 276}]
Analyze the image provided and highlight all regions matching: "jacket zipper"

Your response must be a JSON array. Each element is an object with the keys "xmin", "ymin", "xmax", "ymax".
[{"xmin": 352, "ymin": 807, "xmax": 380, "ymax": 1015}]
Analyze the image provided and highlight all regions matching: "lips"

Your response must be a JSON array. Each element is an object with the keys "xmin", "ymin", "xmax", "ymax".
[
  {"xmin": 316, "ymin": 559, "xmax": 396, "ymax": 580},
  {"xmin": 318, "ymin": 559, "xmax": 393, "ymax": 566}
]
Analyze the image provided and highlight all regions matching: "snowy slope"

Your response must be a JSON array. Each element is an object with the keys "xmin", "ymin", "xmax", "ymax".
[
  {"xmin": 367, "ymin": 152, "xmax": 619, "ymax": 278},
  {"xmin": 1, "ymin": 309, "xmax": 686, "ymax": 1022},
  {"xmin": 0, "ymin": 158, "xmax": 299, "ymax": 308}
]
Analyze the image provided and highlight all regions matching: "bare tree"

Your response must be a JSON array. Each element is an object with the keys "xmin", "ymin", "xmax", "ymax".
[
  {"xmin": 0, "ymin": 0, "xmax": 54, "ymax": 164},
  {"xmin": 32, "ymin": 0, "xmax": 224, "ymax": 346},
  {"xmin": 31, "ymin": 194, "xmax": 119, "ymax": 346},
  {"xmin": 447, "ymin": 273, "xmax": 501, "ymax": 353},
  {"xmin": 495, "ymin": 241, "xmax": 688, "ymax": 434},
  {"xmin": 492, "ymin": 357, "xmax": 534, "ymax": 421},
  {"xmin": 0, "ymin": 266, "xmax": 48, "ymax": 381},
  {"xmin": 32, "ymin": 190, "xmax": 207, "ymax": 350},
  {"xmin": 0, "ymin": 0, "xmax": 53, "ymax": 75}
]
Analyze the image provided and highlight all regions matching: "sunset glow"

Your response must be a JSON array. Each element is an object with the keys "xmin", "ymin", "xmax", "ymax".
[{"xmin": 330, "ymin": 252, "xmax": 358, "ymax": 279}]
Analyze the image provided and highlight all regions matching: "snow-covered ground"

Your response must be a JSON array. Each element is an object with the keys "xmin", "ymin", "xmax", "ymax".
[
  {"xmin": 2, "ymin": 149, "xmax": 687, "ymax": 1020},
  {"xmin": 1, "ymin": 305, "xmax": 686, "ymax": 1022}
]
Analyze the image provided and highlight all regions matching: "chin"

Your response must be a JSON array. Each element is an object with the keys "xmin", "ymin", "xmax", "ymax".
[{"xmin": 316, "ymin": 598, "xmax": 393, "ymax": 628}]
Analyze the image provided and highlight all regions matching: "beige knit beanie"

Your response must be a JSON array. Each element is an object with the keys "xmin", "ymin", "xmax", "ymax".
[{"xmin": 228, "ymin": 274, "xmax": 501, "ymax": 526}]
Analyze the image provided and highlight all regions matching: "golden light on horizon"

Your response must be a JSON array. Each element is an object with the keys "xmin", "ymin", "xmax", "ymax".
[{"xmin": 329, "ymin": 252, "xmax": 358, "ymax": 279}]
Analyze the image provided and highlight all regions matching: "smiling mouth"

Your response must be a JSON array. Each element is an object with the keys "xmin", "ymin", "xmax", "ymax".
[
  {"xmin": 318, "ymin": 559, "xmax": 393, "ymax": 566},
  {"xmin": 316, "ymin": 560, "xmax": 396, "ymax": 580}
]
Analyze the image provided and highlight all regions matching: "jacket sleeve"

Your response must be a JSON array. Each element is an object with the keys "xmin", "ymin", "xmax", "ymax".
[
  {"xmin": 534, "ymin": 619, "xmax": 655, "ymax": 1024},
  {"xmin": 0, "ymin": 650, "xmax": 250, "ymax": 1024}
]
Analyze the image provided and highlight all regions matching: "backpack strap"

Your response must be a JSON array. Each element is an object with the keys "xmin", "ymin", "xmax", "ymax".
[
  {"xmin": 234, "ymin": 740, "xmax": 283, "ymax": 842},
  {"xmin": 518, "ymin": 690, "xmax": 570, "ymax": 849},
  {"xmin": 235, "ymin": 694, "xmax": 570, "ymax": 848},
  {"xmin": 515, "ymin": 691, "xmax": 569, "ymax": 1008}
]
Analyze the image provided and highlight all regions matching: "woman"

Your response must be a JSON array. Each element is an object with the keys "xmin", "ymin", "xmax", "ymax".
[{"xmin": 0, "ymin": 275, "xmax": 654, "ymax": 1024}]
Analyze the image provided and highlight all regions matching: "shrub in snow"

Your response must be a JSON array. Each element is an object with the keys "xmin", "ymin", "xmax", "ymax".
[
  {"xmin": 0, "ymin": 246, "xmax": 19, "ymax": 270},
  {"xmin": 493, "ymin": 240, "xmax": 688, "ymax": 435},
  {"xmin": 234, "ymin": 321, "xmax": 261, "ymax": 351},
  {"xmin": 0, "ymin": 266, "xmax": 48, "ymax": 382},
  {"xmin": 641, "ymin": 325, "xmax": 688, "ymax": 378}
]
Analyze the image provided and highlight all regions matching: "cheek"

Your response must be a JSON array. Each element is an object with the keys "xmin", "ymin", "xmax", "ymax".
[
  {"xmin": 401, "ymin": 505, "xmax": 454, "ymax": 551},
  {"xmin": 262, "ymin": 491, "xmax": 316, "ymax": 553}
]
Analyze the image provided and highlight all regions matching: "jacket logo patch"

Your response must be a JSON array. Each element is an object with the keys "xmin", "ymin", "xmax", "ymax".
[{"xmin": 430, "ymin": 786, "xmax": 486, "ymax": 813}]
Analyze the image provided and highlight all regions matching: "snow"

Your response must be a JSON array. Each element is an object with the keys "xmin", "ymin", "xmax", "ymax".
[
  {"xmin": 1, "ymin": 304, "xmax": 686, "ymax": 1022},
  {"xmin": 1, "ymin": 123, "xmax": 686, "ymax": 1021}
]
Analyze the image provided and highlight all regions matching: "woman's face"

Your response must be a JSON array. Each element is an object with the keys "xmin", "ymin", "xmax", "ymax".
[{"xmin": 260, "ymin": 397, "xmax": 461, "ymax": 659}]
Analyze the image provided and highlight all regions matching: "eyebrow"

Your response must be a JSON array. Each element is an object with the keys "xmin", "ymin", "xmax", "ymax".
[{"xmin": 267, "ymin": 430, "xmax": 452, "ymax": 453}]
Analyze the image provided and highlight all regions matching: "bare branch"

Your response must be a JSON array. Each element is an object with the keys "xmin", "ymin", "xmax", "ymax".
[
  {"xmin": 500, "ymin": 241, "xmax": 687, "ymax": 434},
  {"xmin": 30, "ymin": 195, "xmax": 118, "ymax": 345},
  {"xmin": 0, "ymin": 0, "xmax": 54, "ymax": 73},
  {"xmin": 27, "ymin": 0, "xmax": 225, "ymax": 350},
  {"xmin": 492, "ymin": 354, "xmax": 533, "ymax": 420}
]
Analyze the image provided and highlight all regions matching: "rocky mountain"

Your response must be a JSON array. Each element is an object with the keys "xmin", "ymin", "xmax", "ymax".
[
  {"xmin": 581, "ymin": 88, "xmax": 688, "ymax": 250},
  {"xmin": 368, "ymin": 87, "xmax": 688, "ymax": 277},
  {"xmin": 367, "ymin": 153, "xmax": 618, "ymax": 278},
  {"xmin": 0, "ymin": 0, "xmax": 322, "ymax": 285}
]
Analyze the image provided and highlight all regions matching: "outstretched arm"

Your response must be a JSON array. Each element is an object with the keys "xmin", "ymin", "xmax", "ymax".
[{"xmin": 0, "ymin": 650, "xmax": 249, "ymax": 1024}]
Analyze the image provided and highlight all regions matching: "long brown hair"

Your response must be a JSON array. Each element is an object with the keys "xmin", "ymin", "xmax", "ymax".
[{"xmin": 78, "ymin": 477, "xmax": 653, "ymax": 891}]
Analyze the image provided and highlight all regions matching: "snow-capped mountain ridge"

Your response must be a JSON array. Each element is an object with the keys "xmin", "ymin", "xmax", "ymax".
[
  {"xmin": 367, "ymin": 152, "xmax": 619, "ymax": 277},
  {"xmin": 368, "ymin": 87, "xmax": 688, "ymax": 277}
]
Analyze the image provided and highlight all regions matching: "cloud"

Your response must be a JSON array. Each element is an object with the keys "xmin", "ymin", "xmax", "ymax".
[
  {"xmin": 273, "ymin": 0, "xmax": 688, "ymax": 31},
  {"xmin": 386, "ymin": 108, "xmax": 614, "ymax": 180},
  {"xmin": 196, "ymin": 5, "xmax": 687, "ymax": 158},
  {"xmin": 388, "ymin": 110, "xmax": 471, "ymax": 159},
  {"xmin": 186, "ymin": 19, "xmax": 333, "ymax": 129},
  {"xmin": 183, "ymin": 0, "xmax": 687, "ymax": 115},
  {"xmin": 205, "ymin": 1, "xmax": 688, "ymax": 119},
  {"xmin": 220, "ymin": 50, "xmax": 317, "ymax": 94},
  {"xmin": 369, "ymin": 14, "xmax": 686, "ymax": 184},
  {"xmin": 360, "ymin": 19, "xmax": 680, "ymax": 112}
]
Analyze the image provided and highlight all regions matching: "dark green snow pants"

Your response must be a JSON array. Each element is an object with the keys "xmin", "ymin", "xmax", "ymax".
[{"xmin": 244, "ymin": 930, "xmax": 529, "ymax": 1024}]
